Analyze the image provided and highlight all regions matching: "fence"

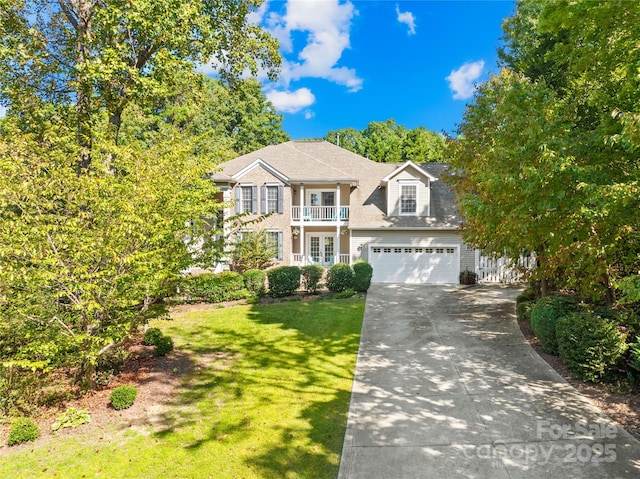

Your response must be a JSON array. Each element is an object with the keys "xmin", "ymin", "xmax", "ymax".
[{"xmin": 475, "ymin": 252, "xmax": 536, "ymax": 284}]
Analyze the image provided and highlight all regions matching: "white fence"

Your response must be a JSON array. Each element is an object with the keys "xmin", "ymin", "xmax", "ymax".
[{"xmin": 476, "ymin": 253, "xmax": 536, "ymax": 284}]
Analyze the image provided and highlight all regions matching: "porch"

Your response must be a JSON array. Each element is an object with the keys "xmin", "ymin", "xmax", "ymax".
[
  {"xmin": 291, "ymin": 206, "xmax": 350, "ymax": 224},
  {"xmin": 291, "ymin": 253, "xmax": 351, "ymax": 267},
  {"xmin": 290, "ymin": 227, "xmax": 351, "ymax": 267}
]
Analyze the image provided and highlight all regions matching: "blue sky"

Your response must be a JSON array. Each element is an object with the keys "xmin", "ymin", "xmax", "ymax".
[{"xmin": 247, "ymin": 0, "xmax": 516, "ymax": 139}]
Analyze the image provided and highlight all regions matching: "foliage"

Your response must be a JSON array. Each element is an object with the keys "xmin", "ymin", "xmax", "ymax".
[
  {"xmin": 180, "ymin": 272, "xmax": 246, "ymax": 304},
  {"xmin": 300, "ymin": 265, "xmax": 324, "ymax": 293},
  {"xmin": 7, "ymin": 418, "xmax": 40, "ymax": 446},
  {"xmin": 516, "ymin": 287, "xmax": 537, "ymax": 305},
  {"xmin": 231, "ymin": 229, "xmax": 278, "ymax": 273},
  {"xmin": 530, "ymin": 296, "xmax": 579, "ymax": 355},
  {"xmin": 352, "ymin": 261, "xmax": 373, "ymax": 292},
  {"xmin": 517, "ymin": 301, "xmax": 534, "ymax": 323},
  {"xmin": 446, "ymin": 0, "xmax": 640, "ymax": 302},
  {"xmin": 154, "ymin": 336, "xmax": 174, "ymax": 357},
  {"xmin": 266, "ymin": 266, "xmax": 301, "ymax": 298},
  {"xmin": 335, "ymin": 288, "xmax": 357, "ymax": 299},
  {"xmin": 326, "ymin": 263, "xmax": 355, "ymax": 293},
  {"xmin": 143, "ymin": 328, "xmax": 164, "ymax": 347},
  {"xmin": 556, "ymin": 312, "xmax": 628, "ymax": 383},
  {"xmin": 51, "ymin": 408, "xmax": 91, "ymax": 432},
  {"xmin": 325, "ymin": 119, "xmax": 445, "ymax": 162},
  {"xmin": 459, "ymin": 269, "xmax": 478, "ymax": 285},
  {"xmin": 243, "ymin": 269, "xmax": 267, "ymax": 297},
  {"xmin": 109, "ymin": 385, "xmax": 138, "ymax": 410},
  {"xmin": 0, "ymin": 364, "xmax": 44, "ymax": 417}
]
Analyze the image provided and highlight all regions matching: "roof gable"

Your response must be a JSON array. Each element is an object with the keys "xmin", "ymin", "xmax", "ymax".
[
  {"xmin": 232, "ymin": 159, "xmax": 289, "ymax": 184},
  {"xmin": 381, "ymin": 161, "xmax": 437, "ymax": 184}
]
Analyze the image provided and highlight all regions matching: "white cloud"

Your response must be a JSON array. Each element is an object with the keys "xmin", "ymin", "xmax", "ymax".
[
  {"xmin": 266, "ymin": 87, "xmax": 316, "ymax": 113},
  {"xmin": 446, "ymin": 60, "xmax": 485, "ymax": 100},
  {"xmin": 396, "ymin": 5, "xmax": 416, "ymax": 35},
  {"xmin": 266, "ymin": 0, "xmax": 362, "ymax": 92},
  {"xmin": 304, "ymin": 110, "xmax": 315, "ymax": 120}
]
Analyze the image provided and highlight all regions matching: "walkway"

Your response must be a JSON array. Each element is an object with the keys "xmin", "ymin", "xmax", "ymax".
[{"xmin": 338, "ymin": 284, "xmax": 640, "ymax": 478}]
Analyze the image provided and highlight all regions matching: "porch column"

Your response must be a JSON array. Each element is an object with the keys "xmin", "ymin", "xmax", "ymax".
[
  {"xmin": 335, "ymin": 183, "xmax": 340, "ymax": 264},
  {"xmin": 300, "ymin": 183, "xmax": 305, "ymax": 265}
]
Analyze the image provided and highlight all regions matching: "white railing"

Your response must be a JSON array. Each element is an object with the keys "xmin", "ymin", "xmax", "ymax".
[
  {"xmin": 291, "ymin": 206, "xmax": 349, "ymax": 222},
  {"xmin": 476, "ymin": 254, "xmax": 536, "ymax": 283},
  {"xmin": 291, "ymin": 254, "xmax": 351, "ymax": 266}
]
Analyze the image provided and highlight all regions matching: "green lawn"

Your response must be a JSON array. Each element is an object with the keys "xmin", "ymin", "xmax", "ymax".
[{"xmin": 1, "ymin": 297, "xmax": 364, "ymax": 478}]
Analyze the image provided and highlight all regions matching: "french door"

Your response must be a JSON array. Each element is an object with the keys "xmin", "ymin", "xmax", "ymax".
[{"xmin": 308, "ymin": 234, "xmax": 335, "ymax": 266}]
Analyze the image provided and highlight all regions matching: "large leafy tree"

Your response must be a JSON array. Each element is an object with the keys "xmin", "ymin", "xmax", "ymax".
[{"xmin": 447, "ymin": 0, "xmax": 640, "ymax": 301}]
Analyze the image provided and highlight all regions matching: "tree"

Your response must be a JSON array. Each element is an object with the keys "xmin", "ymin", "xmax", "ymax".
[
  {"xmin": 402, "ymin": 127, "xmax": 445, "ymax": 162},
  {"xmin": 361, "ymin": 119, "xmax": 405, "ymax": 162}
]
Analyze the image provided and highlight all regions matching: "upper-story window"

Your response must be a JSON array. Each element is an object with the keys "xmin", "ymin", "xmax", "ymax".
[
  {"xmin": 262, "ymin": 184, "xmax": 284, "ymax": 214},
  {"xmin": 235, "ymin": 184, "xmax": 258, "ymax": 214},
  {"xmin": 400, "ymin": 183, "xmax": 417, "ymax": 215}
]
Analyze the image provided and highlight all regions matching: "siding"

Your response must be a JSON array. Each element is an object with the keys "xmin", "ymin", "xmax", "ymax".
[
  {"xmin": 387, "ymin": 170, "xmax": 430, "ymax": 217},
  {"xmin": 351, "ymin": 230, "xmax": 475, "ymax": 274}
]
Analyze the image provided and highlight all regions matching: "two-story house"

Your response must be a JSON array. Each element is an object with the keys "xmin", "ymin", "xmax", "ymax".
[{"xmin": 210, "ymin": 140, "xmax": 476, "ymax": 284}]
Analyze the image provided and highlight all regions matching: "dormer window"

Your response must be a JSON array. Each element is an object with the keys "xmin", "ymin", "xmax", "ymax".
[{"xmin": 399, "ymin": 182, "xmax": 418, "ymax": 215}]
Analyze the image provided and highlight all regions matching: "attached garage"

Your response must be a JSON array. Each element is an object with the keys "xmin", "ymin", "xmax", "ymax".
[{"xmin": 369, "ymin": 244, "xmax": 459, "ymax": 284}]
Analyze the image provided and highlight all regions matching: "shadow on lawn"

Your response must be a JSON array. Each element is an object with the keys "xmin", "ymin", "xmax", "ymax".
[{"xmin": 153, "ymin": 297, "xmax": 364, "ymax": 477}]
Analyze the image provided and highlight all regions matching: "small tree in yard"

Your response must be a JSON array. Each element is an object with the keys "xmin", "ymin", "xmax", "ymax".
[{"xmin": 231, "ymin": 230, "xmax": 278, "ymax": 273}]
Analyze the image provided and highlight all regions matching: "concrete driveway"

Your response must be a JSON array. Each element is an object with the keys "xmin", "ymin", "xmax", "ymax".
[{"xmin": 338, "ymin": 284, "xmax": 640, "ymax": 478}]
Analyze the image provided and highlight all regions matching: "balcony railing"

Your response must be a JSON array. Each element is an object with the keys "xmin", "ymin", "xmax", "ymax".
[
  {"xmin": 291, "ymin": 206, "xmax": 349, "ymax": 222},
  {"xmin": 291, "ymin": 254, "xmax": 351, "ymax": 266}
]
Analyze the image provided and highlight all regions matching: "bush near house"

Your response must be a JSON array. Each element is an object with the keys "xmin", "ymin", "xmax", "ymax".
[
  {"xmin": 109, "ymin": 385, "xmax": 138, "ymax": 410},
  {"xmin": 180, "ymin": 272, "xmax": 247, "ymax": 303},
  {"xmin": 243, "ymin": 269, "xmax": 267, "ymax": 297},
  {"xmin": 267, "ymin": 266, "xmax": 301, "ymax": 297},
  {"xmin": 143, "ymin": 327, "xmax": 163, "ymax": 346},
  {"xmin": 326, "ymin": 263, "xmax": 355, "ymax": 293},
  {"xmin": 556, "ymin": 312, "xmax": 628, "ymax": 383},
  {"xmin": 7, "ymin": 417, "xmax": 40, "ymax": 446},
  {"xmin": 154, "ymin": 335, "xmax": 174, "ymax": 357},
  {"xmin": 530, "ymin": 295, "xmax": 579, "ymax": 355},
  {"xmin": 352, "ymin": 261, "xmax": 373, "ymax": 292},
  {"xmin": 301, "ymin": 264, "xmax": 324, "ymax": 293}
]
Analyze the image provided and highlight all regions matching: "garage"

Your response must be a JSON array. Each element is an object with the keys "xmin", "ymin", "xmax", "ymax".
[{"xmin": 369, "ymin": 245, "xmax": 459, "ymax": 284}]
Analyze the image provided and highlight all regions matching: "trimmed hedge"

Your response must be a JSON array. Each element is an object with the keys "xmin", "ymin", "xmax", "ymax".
[
  {"xmin": 7, "ymin": 417, "xmax": 40, "ymax": 446},
  {"xmin": 143, "ymin": 327, "xmax": 163, "ymax": 346},
  {"xmin": 110, "ymin": 385, "xmax": 138, "ymax": 410},
  {"xmin": 301, "ymin": 264, "xmax": 324, "ymax": 293},
  {"xmin": 517, "ymin": 301, "xmax": 534, "ymax": 323},
  {"xmin": 516, "ymin": 287, "xmax": 536, "ymax": 305},
  {"xmin": 530, "ymin": 295, "xmax": 578, "ymax": 355},
  {"xmin": 556, "ymin": 312, "xmax": 628, "ymax": 382},
  {"xmin": 326, "ymin": 263, "xmax": 354, "ymax": 293},
  {"xmin": 243, "ymin": 269, "xmax": 266, "ymax": 297},
  {"xmin": 352, "ymin": 260, "xmax": 373, "ymax": 292},
  {"xmin": 267, "ymin": 266, "xmax": 301, "ymax": 297},
  {"xmin": 180, "ymin": 272, "xmax": 246, "ymax": 303},
  {"xmin": 154, "ymin": 335, "xmax": 174, "ymax": 356}
]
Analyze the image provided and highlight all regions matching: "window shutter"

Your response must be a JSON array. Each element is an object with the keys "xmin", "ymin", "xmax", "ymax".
[
  {"xmin": 261, "ymin": 185, "xmax": 266, "ymax": 214},
  {"xmin": 235, "ymin": 187, "xmax": 241, "ymax": 214},
  {"xmin": 277, "ymin": 185, "xmax": 284, "ymax": 214},
  {"xmin": 278, "ymin": 231, "xmax": 283, "ymax": 260},
  {"xmin": 252, "ymin": 185, "xmax": 258, "ymax": 214}
]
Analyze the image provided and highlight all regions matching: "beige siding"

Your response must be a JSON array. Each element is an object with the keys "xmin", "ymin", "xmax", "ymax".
[
  {"xmin": 387, "ymin": 170, "xmax": 430, "ymax": 217},
  {"xmin": 351, "ymin": 230, "xmax": 475, "ymax": 274}
]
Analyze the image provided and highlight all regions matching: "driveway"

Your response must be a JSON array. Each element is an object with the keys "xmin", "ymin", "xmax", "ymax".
[{"xmin": 338, "ymin": 284, "xmax": 640, "ymax": 478}]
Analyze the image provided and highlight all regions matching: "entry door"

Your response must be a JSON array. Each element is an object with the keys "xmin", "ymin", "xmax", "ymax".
[{"xmin": 309, "ymin": 234, "xmax": 335, "ymax": 266}]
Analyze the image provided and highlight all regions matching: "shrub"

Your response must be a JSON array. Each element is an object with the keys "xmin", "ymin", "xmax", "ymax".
[
  {"xmin": 51, "ymin": 408, "xmax": 91, "ymax": 431},
  {"xmin": 530, "ymin": 295, "xmax": 579, "ymax": 355},
  {"xmin": 267, "ymin": 266, "xmax": 301, "ymax": 297},
  {"xmin": 459, "ymin": 269, "xmax": 477, "ymax": 285},
  {"xmin": 143, "ymin": 327, "xmax": 163, "ymax": 346},
  {"xmin": 516, "ymin": 287, "xmax": 536, "ymax": 305},
  {"xmin": 154, "ymin": 335, "xmax": 174, "ymax": 356},
  {"xmin": 326, "ymin": 263, "xmax": 354, "ymax": 293},
  {"xmin": 243, "ymin": 269, "xmax": 267, "ymax": 297},
  {"xmin": 556, "ymin": 312, "xmax": 628, "ymax": 382},
  {"xmin": 301, "ymin": 264, "xmax": 324, "ymax": 293},
  {"xmin": 352, "ymin": 261, "xmax": 373, "ymax": 292},
  {"xmin": 7, "ymin": 417, "xmax": 40, "ymax": 446},
  {"xmin": 181, "ymin": 272, "xmax": 246, "ymax": 303},
  {"xmin": 335, "ymin": 288, "xmax": 357, "ymax": 299},
  {"xmin": 110, "ymin": 385, "xmax": 138, "ymax": 410},
  {"xmin": 517, "ymin": 301, "xmax": 534, "ymax": 323}
]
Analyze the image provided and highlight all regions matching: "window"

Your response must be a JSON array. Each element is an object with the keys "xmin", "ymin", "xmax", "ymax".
[
  {"xmin": 446, "ymin": 248, "xmax": 455, "ymax": 254},
  {"xmin": 400, "ymin": 184, "xmax": 417, "ymax": 215},
  {"xmin": 266, "ymin": 230, "xmax": 283, "ymax": 260},
  {"xmin": 235, "ymin": 184, "xmax": 257, "ymax": 214},
  {"xmin": 261, "ymin": 184, "xmax": 283, "ymax": 214}
]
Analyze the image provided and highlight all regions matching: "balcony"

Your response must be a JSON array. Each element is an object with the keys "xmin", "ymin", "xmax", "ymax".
[
  {"xmin": 291, "ymin": 254, "xmax": 351, "ymax": 266},
  {"xmin": 291, "ymin": 206, "xmax": 349, "ymax": 223}
]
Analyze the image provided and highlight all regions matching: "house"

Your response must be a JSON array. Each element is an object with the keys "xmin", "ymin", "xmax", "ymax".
[{"xmin": 210, "ymin": 140, "xmax": 476, "ymax": 284}]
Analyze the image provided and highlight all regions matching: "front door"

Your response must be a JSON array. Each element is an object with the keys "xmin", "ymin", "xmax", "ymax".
[{"xmin": 309, "ymin": 234, "xmax": 335, "ymax": 266}]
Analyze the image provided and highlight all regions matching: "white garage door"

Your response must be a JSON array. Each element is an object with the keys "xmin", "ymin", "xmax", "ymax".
[{"xmin": 369, "ymin": 245, "xmax": 459, "ymax": 284}]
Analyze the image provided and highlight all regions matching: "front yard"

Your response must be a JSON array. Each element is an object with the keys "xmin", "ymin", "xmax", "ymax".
[{"xmin": 0, "ymin": 297, "xmax": 364, "ymax": 478}]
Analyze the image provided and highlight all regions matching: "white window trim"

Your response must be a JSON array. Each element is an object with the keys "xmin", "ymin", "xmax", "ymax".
[
  {"xmin": 398, "ymin": 180, "xmax": 419, "ymax": 216},
  {"xmin": 306, "ymin": 189, "xmax": 336, "ymax": 206}
]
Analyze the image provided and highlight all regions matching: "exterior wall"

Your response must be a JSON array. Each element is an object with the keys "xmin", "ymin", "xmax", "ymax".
[
  {"xmin": 350, "ymin": 230, "xmax": 475, "ymax": 274},
  {"xmin": 386, "ymin": 170, "xmax": 430, "ymax": 217},
  {"xmin": 291, "ymin": 183, "xmax": 350, "ymax": 206},
  {"xmin": 228, "ymin": 165, "xmax": 291, "ymax": 266}
]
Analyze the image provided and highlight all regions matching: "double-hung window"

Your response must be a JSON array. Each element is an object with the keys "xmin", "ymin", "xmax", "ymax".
[
  {"xmin": 266, "ymin": 230, "xmax": 283, "ymax": 260},
  {"xmin": 235, "ymin": 184, "xmax": 258, "ymax": 214},
  {"xmin": 261, "ymin": 184, "xmax": 283, "ymax": 214},
  {"xmin": 399, "ymin": 183, "xmax": 418, "ymax": 215}
]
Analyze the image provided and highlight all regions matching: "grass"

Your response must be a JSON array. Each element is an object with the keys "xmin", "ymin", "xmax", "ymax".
[{"xmin": 0, "ymin": 298, "xmax": 364, "ymax": 478}]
